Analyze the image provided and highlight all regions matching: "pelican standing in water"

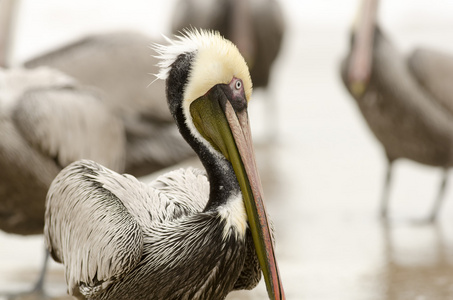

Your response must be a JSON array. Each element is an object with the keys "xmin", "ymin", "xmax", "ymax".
[
  {"xmin": 45, "ymin": 29, "xmax": 285, "ymax": 299},
  {"xmin": 341, "ymin": 0, "xmax": 453, "ymax": 221}
]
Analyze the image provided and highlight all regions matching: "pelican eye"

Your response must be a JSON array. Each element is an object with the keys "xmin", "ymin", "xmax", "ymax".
[{"xmin": 235, "ymin": 80, "xmax": 242, "ymax": 90}]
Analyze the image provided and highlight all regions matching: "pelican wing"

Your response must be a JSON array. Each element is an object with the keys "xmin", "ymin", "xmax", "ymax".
[
  {"xmin": 147, "ymin": 167, "xmax": 209, "ymax": 219},
  {"xmin": 12, "ymin": 86, "xmax": 126, "ymax": 171},
  {"xmin": 45, "ymin": 160, "xmax": 146, "ymax": 296},
  {"xmin": 45, "ymin": 160, "xmax": 210, "ymax": 296},
  {"xmin": 408, "ymin": 47, "xmax": 453, "ymax": 116}
]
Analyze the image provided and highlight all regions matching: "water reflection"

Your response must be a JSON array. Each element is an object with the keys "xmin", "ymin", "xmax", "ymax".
[{"xmin": 378, "ymin": 222, "xmax": 453, "ymax": 300}]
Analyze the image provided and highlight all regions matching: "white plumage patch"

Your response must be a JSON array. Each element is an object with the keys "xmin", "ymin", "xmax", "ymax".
[{"xmin": 218, "ymin": 192, "xmax": 248, "ymax": 241}]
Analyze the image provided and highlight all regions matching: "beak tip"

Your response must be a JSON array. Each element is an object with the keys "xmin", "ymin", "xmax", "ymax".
[{"xmin": 351, "ymin": 81, "xmax": 367, "ymax": 97}]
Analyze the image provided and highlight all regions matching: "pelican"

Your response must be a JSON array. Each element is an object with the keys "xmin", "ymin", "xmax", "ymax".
[
  {"xmin": 0, "ymin": 67, "xmax": 126, "ymax": 297},
  {"xmin": 25, "ymin": 31, "xmax": 195, "ymax": 177},
  {"xmin": 341, "ymin": 0, "xmax": 453, "ymax": 221},
  {"xmin": 172, "ymin": 0, "xmax": 285, "ymax": 138},
  {"xmin": 44, "ymin": 29, "xmax": 285, "ymax": 299}
]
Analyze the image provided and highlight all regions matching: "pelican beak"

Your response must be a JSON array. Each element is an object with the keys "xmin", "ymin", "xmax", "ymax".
[
  {"xmin": 348, "ymin": 0, "xmax": 379, "ymax": 97},
  {"xmin": 190, "ymin": 81, "xmax": 285, "ymax": 300}
]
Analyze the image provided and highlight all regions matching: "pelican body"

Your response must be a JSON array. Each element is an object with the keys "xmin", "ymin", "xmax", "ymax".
[
  {"xmin": 341, "ymin": 0, "xmax": 453, "ymax": 220},
  {"xmin": 0, "ymin": 67, "xmax": 125, "ymax": 235},
  {"xmin": 45, "ymin": 30, "xmax": 284, "ymax": 300}
]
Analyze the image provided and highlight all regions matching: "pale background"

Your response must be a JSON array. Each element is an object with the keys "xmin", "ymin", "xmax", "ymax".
[{"xmin": 2, "ymin": 1, "xmax": 453, "ymax": 299}]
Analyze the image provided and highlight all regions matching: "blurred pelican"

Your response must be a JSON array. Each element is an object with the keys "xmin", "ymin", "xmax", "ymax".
[
  {"xmin": 25, "ymin": 31, "xmax": 195, "ymax": 177},
  {"xmin": 0, "ymin": 67, "xmax": 126, "ymax": 297},
  {"xmin": 172, "ymin": 0, "xmax": 285, "ymax": 139},
  {"xmin": 44, "ymin": 29, "xmax": 285, "ymax": 300},
  {"xmin": 341, "ymin": 0, "xmax": 453, "ymax": 221}
]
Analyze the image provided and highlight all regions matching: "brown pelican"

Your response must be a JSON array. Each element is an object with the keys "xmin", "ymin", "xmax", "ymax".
[
  {"xmin": 25, "ymin": 31, "xmax": 195, "ymax": 177},
  {"xmin": 341, "ymin": 0, "xmax": 453, "ymax": 221},
  {"xmin": 0, "ymin": 66, "xmax": 126, "ymax": 297},
  {"xmin": 172, "ymin": 0, "xmax": 285, "ymax": 138},
  {"xmin": 44, "ymin": 29, "xmax": 285, "ymax": 299}
]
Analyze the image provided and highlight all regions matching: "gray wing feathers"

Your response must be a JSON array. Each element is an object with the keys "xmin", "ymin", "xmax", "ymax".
[
  {"xmin": 45, "ymin": 160, "xmax": 144, "ymax": 295},
  {"xmin": 13, "ymin": 87, "xmax": 126, "ymax": 171},
  {"xmin": 149, "ymin": 167, "xmax": 209, "ymax": 219},
  {"xmin": 87, "ymin": 166, "xmax": 209, "ymax": 227},
  {"xmin": 45, "ymin": 161, "xmax": 209, "ymax": 296}
]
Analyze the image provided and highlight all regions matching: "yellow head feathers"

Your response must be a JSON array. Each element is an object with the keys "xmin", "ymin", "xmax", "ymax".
[{"xmin": 154, "ymin": 29, "xmax": 253, "ymax": 105}]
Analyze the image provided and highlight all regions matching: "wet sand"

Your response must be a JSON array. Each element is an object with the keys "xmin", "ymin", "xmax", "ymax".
[{"xmin": 2, "ymin": 1, "xmax": 453, "ymax": 299}]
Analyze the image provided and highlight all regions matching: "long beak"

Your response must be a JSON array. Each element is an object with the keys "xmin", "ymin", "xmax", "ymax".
[
  {"xmin": 224, "ymin": 101, "xmax": 285, "ymax": 300},
  {"xmin": 190, "ymin": 85, "xmax": 285, "ymax": 300},
  {"xmin": 348, "ymin": 0, "xmax": 379, "ymax": 96}
]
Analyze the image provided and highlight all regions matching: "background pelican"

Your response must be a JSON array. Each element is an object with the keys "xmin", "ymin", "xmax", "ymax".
[
  {"xmin": 25, "ymin": 31, "xmax": 195, "ymax": 177},
  {"xmin": 45, "ymin": 29, "xmax": 284, "ymax": 300},
  {"xmin": 341, "ymin": 0, "xmax": 453, "ymax": 221},
  {"xmin": 0, "ymin": 66, "xmax": 126, "ymax": 298},
  {"xmin": 171, "ymin": 0, "xmax": 285, "ymax": 139}
]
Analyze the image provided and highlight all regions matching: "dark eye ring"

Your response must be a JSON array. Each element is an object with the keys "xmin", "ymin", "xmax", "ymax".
[{"xmin": 235, "ymin": 80, "xmax": 242, "ymax": 90}]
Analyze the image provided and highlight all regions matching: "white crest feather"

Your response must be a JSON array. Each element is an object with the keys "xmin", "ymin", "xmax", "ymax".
[
  {"xmin": 152, "ymin": 28, "xmax": 252, "ymax": 103},
  {"xmin": 152, "ymin": 28, "xmax": 254, "ymax": 161}
]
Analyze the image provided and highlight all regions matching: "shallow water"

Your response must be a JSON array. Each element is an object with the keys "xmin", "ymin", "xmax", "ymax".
[{"xmin": 2, "ymin": 1, "xmax": 453, "ymax": 299}]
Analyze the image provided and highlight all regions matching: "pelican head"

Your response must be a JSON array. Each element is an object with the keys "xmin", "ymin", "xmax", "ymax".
[
  {"xmin": 346, "ymin": 0, "xmax": 379, "ymax": 97},
  {"xmin": 154, "ymin": 29, "xmax": 284, "ymax": 299}
]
